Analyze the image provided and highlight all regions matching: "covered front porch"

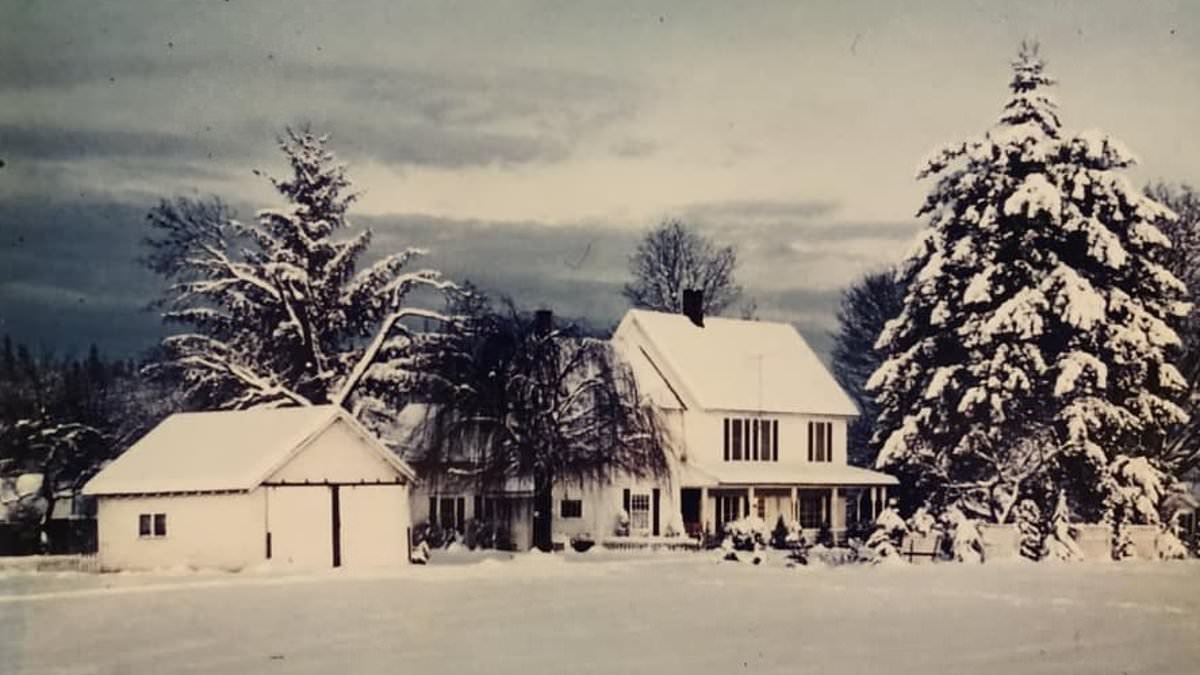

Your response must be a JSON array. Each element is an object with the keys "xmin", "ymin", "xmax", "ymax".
[{"xmin": 676, "ymin": 462, "xmax": 899, "ymax": 545}]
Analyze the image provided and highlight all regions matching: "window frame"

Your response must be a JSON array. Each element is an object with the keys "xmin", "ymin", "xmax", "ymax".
[
  {"xmin": 723, "ymin": 417, "xmax": 779, "ymax": 462},
  {"xmin": 138, "ymin": 512, "xmax": 167, "ymax": 539},
  {"xmin": 560, "ymin": 498, "xmax": 583, "ymax": 519},
  {"xmin": 629, "ymin": 492, "xmax": 652, "ymax": 533}
]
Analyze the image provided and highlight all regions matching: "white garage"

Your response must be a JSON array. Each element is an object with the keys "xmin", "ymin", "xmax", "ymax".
[{"xmin": 83, "ymin": 405, "xmax": 416, "ymax": 572}]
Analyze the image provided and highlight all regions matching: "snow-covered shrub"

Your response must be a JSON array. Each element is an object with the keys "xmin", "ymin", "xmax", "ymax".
[
  {"xmin": 770, "ymin": 515, "xmax": 790, "ymax": 549},
  {"xmin": 1109, "ymin": 456, "xmax": 1166, "ymax": 525},
  {"xmin": 1156, "ymin": 523, "xmax": 1189, "ymax": 560},
  {"xmin": 725, "ymin": 515, "xmax": 769, "ymax": 551},
  {"xmin": 865, "ymin": 503, "xmax": 908, "ymax": 562},
  {"xmin": 1042, "ymin": 492, "xmax": 1084, "ymax": 561},
  {"xmin": 815, "ymin": 521, "xmax": 834, "ymax": 548},
  {"xmin": 412, "ymin": 522, "xmax": 451, "ymax": 549},
  {"xmin": 941, "ymin": 506, "xmax": 984, "ymax": 563},
  {"xmin": 907, "ymin": 506, "xmax": 937, "ymax": 537},
  {"xmin": 411, "ymin": 539, "xmax": 431, "ymax": 565},
  {"xmin": 614, "ymin": 509, "xmax": 630, "ymax": 537},
  {"xmin": 1015, "ymin": 499, "xmax": 1044, "ymax": 561}
]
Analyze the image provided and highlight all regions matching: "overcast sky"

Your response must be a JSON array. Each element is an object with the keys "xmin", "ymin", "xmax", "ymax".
[{"xmin": 1, "ymin": 1, "xmax": 1197, "ymax": 359}]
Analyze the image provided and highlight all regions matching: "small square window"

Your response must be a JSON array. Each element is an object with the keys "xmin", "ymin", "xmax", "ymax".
[
  {"xmin": 561, "ymin": 499, "xmax": 583, "ymax": 519},
  {"xmin": 138, "ymin": 514, "xmax": 152, "ymax": 537}
]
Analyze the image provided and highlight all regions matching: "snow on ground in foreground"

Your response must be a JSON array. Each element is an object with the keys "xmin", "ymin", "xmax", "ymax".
[{"xmin": 2, "ymin": 553, "xmax": 1198, "ymax": 675}]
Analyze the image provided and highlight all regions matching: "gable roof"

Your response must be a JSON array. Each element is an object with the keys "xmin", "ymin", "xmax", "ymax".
[
  {"xmin": 83, "ymin": 405, "xmax": 416, "ymax": 496},
  {"xmin": 616, "ymin": 309, "xmax": 858, "ymax": 416}
]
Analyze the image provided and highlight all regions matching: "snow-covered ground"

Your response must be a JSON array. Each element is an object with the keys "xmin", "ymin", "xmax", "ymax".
[{"xmin": 2, "ymin": 551, "xmax": 1198, "ymax": 674}]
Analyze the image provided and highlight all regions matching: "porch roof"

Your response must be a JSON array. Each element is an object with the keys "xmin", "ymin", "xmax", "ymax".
[{"xmin": 680, "ymin": 462, "xmax": 898, "ymax": 487}]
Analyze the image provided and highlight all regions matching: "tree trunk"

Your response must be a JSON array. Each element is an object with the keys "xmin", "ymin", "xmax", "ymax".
[{"xmin": 532, "ymin": 469, "xmax": 553, "ymax": 552}]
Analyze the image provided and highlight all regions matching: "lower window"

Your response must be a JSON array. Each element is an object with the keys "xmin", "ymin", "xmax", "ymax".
[
  {"xmin": 560, "ymin": 499, "xmax": 583, "ymax": 519},
  {"xmin": 629, "ymin": 493, "xmax": 651, "ymax": 533},
  {"xmin": 798, "ymin": 495, "xmax": 823, "ymax": 529},
  {"xmin": 139, "ymin": 513, "xmax": 166, "ymax": 538}
]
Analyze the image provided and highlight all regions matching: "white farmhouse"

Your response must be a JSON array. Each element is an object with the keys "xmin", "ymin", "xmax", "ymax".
[
  {"xmin": 612, "ymin": 303, "xmax": 898, "ymax": 541},
  {"xmin": 83, "ymin": 405, "xmax": 417, "ymax": 571},
  {"xmin": 413, "ymin": 298, "xmax": 898, "ymax": 549}
]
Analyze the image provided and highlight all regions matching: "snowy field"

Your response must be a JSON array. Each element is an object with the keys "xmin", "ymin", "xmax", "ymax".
[{"xmin": 2, "ymin": 552, "xmax": 1198, "ymax": 675}]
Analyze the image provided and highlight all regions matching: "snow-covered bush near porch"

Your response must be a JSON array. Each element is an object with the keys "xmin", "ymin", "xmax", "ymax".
[
  {"xmin": 723, "ymin": 515, "xmax": 769, "ymax": 551},
  {"xmin": 864, "ymin": 503, "xmax": 908, "ymax": 562}
]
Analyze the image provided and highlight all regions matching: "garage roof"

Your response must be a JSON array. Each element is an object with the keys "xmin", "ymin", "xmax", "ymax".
[{"xmin": 83, "ymin": 405, "xmax": 416, "ymax": 496}]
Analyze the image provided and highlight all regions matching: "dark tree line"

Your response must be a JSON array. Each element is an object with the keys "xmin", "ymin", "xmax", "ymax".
[{"xmin": 0, "ymin": 337, "xmax": 179, "ymax": 549}]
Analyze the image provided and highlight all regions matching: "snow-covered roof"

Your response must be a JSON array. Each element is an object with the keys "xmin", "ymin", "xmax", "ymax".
[
  {"xmin": 616, "ymin": 310, "xmax": 858, "ymax": 416},
  {"xmin": 686, "ymin": 462, "xmax": 898, "ymax": 487},
  {"xmin": 83, "ymin": 405, "xmax": 416, "ymax": 496}
]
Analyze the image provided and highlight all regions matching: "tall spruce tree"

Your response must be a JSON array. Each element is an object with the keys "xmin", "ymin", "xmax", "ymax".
[
  {"xmin": 867, "ymin": 43, "xmax": 1188, "ymax": 523},
  {"xmin": 146, "ymin": 127, "xmax": 454, "ymax": 414}
]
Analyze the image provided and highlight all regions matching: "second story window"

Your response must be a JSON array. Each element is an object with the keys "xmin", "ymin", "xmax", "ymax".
[
  {"xmin": 724, "ymin": 418, "xmax": 778, "ymax": 462},
  {"xmin": 808, "ymin": 421, "xmax": 833, "ymax": 462}
]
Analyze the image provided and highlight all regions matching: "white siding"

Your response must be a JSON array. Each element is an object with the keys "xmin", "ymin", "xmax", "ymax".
[
  {"xmin": 96, "ymin": 492, "xmax": 263, "ymax": 572},
  {"xmin": 269, "ymin": 419, "xmax": 402, "ymax": 484}
]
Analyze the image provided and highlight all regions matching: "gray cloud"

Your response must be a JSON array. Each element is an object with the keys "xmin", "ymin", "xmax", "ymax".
[{"xmin": 0, "ymin": 123, "xmax": 250, "ymax": 163}]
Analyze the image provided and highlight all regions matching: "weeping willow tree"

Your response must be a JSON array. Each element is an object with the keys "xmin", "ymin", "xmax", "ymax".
[{"xmin": 416, "ymin": 299, "xmax": 670, "ymax": 551}]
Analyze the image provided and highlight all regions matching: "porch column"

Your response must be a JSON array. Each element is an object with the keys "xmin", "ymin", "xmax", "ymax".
[
  {"xmin": 700, "ymin": 487, "xmax": 710, "ymax": 534},
  {"xmin": 790, "ymin": 486, "xmax": 798, "ymax": 524},
  {"xmin": 747, "ymin": 486, "xmax": 756, "ymax": 519},
  {"xmin": 881, "ymin": 485, "xmax": 889, "ymax": 511},
  {"xmin": 819, "ymin": 490, "xmax": 828, "ymax": 525},
  {"xmin": 830, "ymin": 487, "xmax": 843, "ymax": 544}
]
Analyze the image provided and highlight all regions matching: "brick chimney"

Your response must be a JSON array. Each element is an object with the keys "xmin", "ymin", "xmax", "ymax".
[
  {"xmin": 534, "ymin": 308, "xmax": 554, "ymax": 336},
  {"xmin": 682, "ymin": 289, "xmax": 704, "ymax": 327}
]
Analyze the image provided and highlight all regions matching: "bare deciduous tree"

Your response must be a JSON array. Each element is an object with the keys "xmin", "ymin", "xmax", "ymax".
[
  {"xmin": 622, "ymin": 219, "xmax": 742, "ymax": 316},
  {"xmin": 830, "ymin": 268, "xmax": 906, "ymax": 467}
]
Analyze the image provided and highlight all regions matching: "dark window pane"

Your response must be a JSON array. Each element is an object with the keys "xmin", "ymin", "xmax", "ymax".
[
  {"xmin": 773, "ymin": 421, "xmax": 779, "ymax": 462},
  {"xmin": 153, "ymin": 513, "xmax": 167, "ymax": 537},
  {"xmin": 724, "ymin": 418, "xmax": 730, "ymax": 461},
  {"xmin": 731, "ymin": 419, "xmax": 742, "ymax": 460},
  {"xmin": 561, "ymin": 499, "xmax": 583, "ymax": 518},
  {"xmin": 139, "ymin": 514, "xmax": 151, "ymax": 537}
]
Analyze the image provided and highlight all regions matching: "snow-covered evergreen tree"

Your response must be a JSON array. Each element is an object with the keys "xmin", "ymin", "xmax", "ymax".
[
  {"xmin": 1042, "ymin": 490, "xmax": 1084, "ymax": 561},
  {"xmin": 868, "ymin": 42, "xmax": 1189, "ymax": 524},
  {"xmin": 145, "ymin": 127, "xmax": 454, "ymax": 415}
]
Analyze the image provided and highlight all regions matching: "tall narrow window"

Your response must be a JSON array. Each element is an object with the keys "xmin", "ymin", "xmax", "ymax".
[
  {"xmin": 630, "ymin": 493, "xmax": 651, "ymax": 533},
  {"xmin": 743, "ymin": 419, "xmax": 750, "ymax": 459},
  {"xmin": 138, "ymin": 514, "xmax": 152, "ymax": 537},
  {"xmin": 807, "ymin": 421, "xmax": 814, "ymax": 462},
  {"xmin": 724, "ymin": 418, "xmax": 731, "ymax": 461},
  {"xmin": 731, "ymin": 419, "xmax": 743, "ymax": 460},
  {"xmin": 153, "ymin": 513, "xmax": 167, "ymax": 537},
  {"xmin": 752, "ymin": 420, "xmax": 760, "ymax": 461},
  {"xmin": 816, "ymin": 423, "xmax": 825, "ymax": 462},
  {"xmin": 773, "ymin": 421, "xmax": 779, "ymax": 461},
  {"xmin": 759, "ymin": 420, "xmax": 770, "ymax": 462}
]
